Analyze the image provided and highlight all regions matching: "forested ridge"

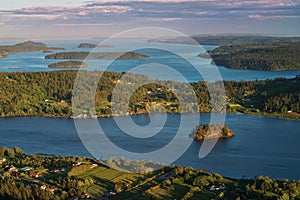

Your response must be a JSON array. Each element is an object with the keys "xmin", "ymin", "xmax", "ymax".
[
  {"xmin": 203, "ymin": 42, "xmax": 300, "ymax": 70},
  {"xmin": 0, "ymin": 71, "xmax": 299, "ymax": 119}
]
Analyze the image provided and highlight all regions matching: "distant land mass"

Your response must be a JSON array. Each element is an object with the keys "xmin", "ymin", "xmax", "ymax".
[
  {"xmin": 45, "ymin": 51, "xmax": 149, "ymax": 60},
  {"xmin": 149, "ymin": 34, "xmax": 300, "ymax": 45},
  {"xmin": 201, "ymin": 42, "xmax": 300, "ymax": 70},
  {"xmin": 48, "ymin": 61, "xmax": 89, "ymax": 68},
  {"xmin": 190, "ymin": 124, "xmax": 234, "ymax": 141},
  {"xmin": 78, "ymin": 43, "xmax": 114, "ymax": 48},
  {"xmin": 0, "ymin": 41, "xmax": 65, "ymax": 59}
]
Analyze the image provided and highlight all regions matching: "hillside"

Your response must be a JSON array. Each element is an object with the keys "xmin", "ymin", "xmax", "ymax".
[
  {"xmin": 0, "ymin": 71, "xmax": 299, "ymax": 119},
  {"xmin": 1, "ymin": 147, "xmax": 300, "ymax": 200},
  {"xmin": 0, "ymin": 41, "xmax": 64, "ymax": 59},
  {"xmin": 202, "ymin": 42, "xmax": 300, "ymax": 70}
]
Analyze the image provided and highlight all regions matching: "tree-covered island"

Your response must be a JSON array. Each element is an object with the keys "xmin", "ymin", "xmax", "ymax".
[
  {"xmin": 48, "ymin": 61, "xmax": 89, "ymax": 69},
  {"xmin": 45, "ymin": 51, "xmax": 149, "ymax": 60},
  {"xmin": 190, "ymin": 124, "xmax": 234, "ymax": 141},
  {"xmin": 78, "ymin": 43, "xmax": 114, "ymax": 48}
]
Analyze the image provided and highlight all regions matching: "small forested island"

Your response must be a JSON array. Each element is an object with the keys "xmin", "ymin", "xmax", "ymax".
[
  {"xmin": 78, "ymin": 43, "xmax": 114, "ymax": 48},
  {"xmin": 190, "ymin": 124, "xmax": 234, "ymax": 141},
  {"xmin": 0, "ymin": 41, "xmax": 64, "ymax": 59},
  {"xmin": 200, "ymin": 42, "xmax": 300, "ymax": 70},
  {"xmin": 45, "ymin": 51, "xmax": 149, "ymax": 60},
  {"xmin": 0, "ymin": 71, "xmax": 299, "ymax": 119},
  {"xmin": 0, "ymin": 146, "xmax": 300, "ymax": 200},
  {"xmin": 48, "ymin": 61, "xmax": 89, "ymax": 68}
]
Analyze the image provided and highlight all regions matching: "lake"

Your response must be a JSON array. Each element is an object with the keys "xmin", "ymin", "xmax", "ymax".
[
  {"xmin": 0, "ymin": 113, "xmax": 299, "ymax": 180},
  {"xmin": 0, "ymin": 39, "xmax": 300, "ymax": 82}
]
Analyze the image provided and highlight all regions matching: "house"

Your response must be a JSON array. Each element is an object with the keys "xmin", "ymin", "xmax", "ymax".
[
  {"xmin": 30, "ymin": 172, "xmax": 40, "ymax": 178},
  {"xmin": 0, "ymin": 158, "xmax": 6, "ymax": 165},
  {"xmin": 50, "ymin": 169, "xmax": 61, "ymax": 173},
  {"xmin": 40, "ymin": 185, "xmax": 47, "ymax": 190},
  {"xmin": 73, "ymin": 162, "xmax": 82, "ymax": 166},
  {"xmin": 4, "ymin": 165, "xmax": 18, "ymax": 173},
  {"xmin": 20, "ymin": 166, "xmax": 32, "ymax": 171},
  {"xmin": 209, "ymin": 183, "xmax": 226, "ymax": 191}
]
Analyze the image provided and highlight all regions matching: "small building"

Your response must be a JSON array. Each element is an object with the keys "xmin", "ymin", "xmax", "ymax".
[
  {"xmin": 20, "ymin": 166, "xmax": 32, "ymax": 172},
  {"xmin": 209, "ymin": 183, "xmax": 226, "ymax": 191},
  {"xmin": 0, "ymin": 158, "xmax": 6, "ymax": 165},
  {"xmin": 40, "ymin": 185, "xmax": 47, "ymax": 190},
  {"xmin": 73, "ymin": 162, "xmax": 82, "ymax": 166},
  {"xmin": 30, "ymin": 172, "xmax": 40, "ymax": 178},
  {"xmin": 4, "ymin": 165, "xmax": 18, "ymax": 173}
]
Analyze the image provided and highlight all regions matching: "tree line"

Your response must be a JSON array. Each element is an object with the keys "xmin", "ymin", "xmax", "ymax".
[{"xmin": 0, "ymin": 71, "xmax": 298, "ymax": 118}]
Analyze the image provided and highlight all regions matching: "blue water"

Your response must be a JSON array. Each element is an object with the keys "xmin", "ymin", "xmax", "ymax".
[
  {"xmin": 0, "ymin": 114, "xmax": 299, "ymax": 180},
  {"xmin": 0, "ymin": 39, "xmax": 299, "ymax": 82}
]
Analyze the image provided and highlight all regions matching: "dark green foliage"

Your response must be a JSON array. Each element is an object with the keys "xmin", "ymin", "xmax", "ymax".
[
  {"xmin": 45, "ymin": 51, "xmax": 149, "ymax": 60},
  {"xmin": 48, "ymin": 61, "xmax": 88, "ymax": 68},
  {"xmin": 205, "ymin": 42, "xmax": 300, "ymax": 70},
  {"xmin": 0, "ymin": 71, "xmax": 298, "ymax": 118}
]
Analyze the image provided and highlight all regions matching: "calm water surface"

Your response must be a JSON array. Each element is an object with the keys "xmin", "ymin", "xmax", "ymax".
[
  {"xmin": 0, "ymin": 113, "xmax": 299, "ymax": 180},
  {"xmin": 0, "ymin": 39, "xmax": 299, "ymax": 82}
]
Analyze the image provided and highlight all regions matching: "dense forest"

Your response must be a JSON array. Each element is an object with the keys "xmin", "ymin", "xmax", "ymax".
[
  {"xmin": 45, "ymin": 51, "xmax": 149, "ymax": 60},
  {"xmin": 0, "ymin": 41, "xmax": 64, "ymax": 59},
  {"xmin": 202, "ymin": 42, "xmax": 300, "ymax": 70},
  {"xmin": 48, "ymin": 61, "xmax": 89, "ymax": 68},
  {"xmin": 0, "ymin": 71, "xmax": 299, "ymax": 119},
  {"xmin": 189, "ymin": 124, "xmax": 234, "ymax": 141},
  {"xmin": 1, "ymin": 146, "xmax": 300, "ymax": 200}
]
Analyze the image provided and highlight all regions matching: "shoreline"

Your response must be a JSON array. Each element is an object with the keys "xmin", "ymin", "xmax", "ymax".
[{"xmin": 0, "ymin": 111, "xmax": 298, "ymax": 121}]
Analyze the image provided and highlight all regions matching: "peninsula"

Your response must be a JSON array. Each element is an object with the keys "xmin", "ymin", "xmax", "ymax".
[
  {"xmin": 48, "ymin": 61, "xmax": 89, "ymax": 68},
  {"xmin": 200, "ymin": 42, "xmax": 300, "ymax": 70},
  {"xmin": 0, "ymin": 41, "xmax": 65, "ymax": 59},
  {"xmin": 45, "ymin": 51, "xmax": 149, "ymax": 60}
]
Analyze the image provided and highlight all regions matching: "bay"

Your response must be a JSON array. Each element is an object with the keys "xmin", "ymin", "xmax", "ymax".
[
  {"xmin": 0, "ymin": 39, "xmax": 299, "ymax": 82},
  {"xmin": 0, "ymin": 113, "xmax": 299, "ymax": 180}
]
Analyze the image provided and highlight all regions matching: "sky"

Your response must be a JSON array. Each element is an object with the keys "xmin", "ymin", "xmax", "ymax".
[{"xmin": 0, "ymin": 0, "xmax": 300, "ymax": 39}]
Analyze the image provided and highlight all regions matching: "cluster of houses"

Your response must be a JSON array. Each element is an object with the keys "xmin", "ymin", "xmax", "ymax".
[{"xmin": 209, "ymin": 183, "xmax": 226, "ymax": 191}]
